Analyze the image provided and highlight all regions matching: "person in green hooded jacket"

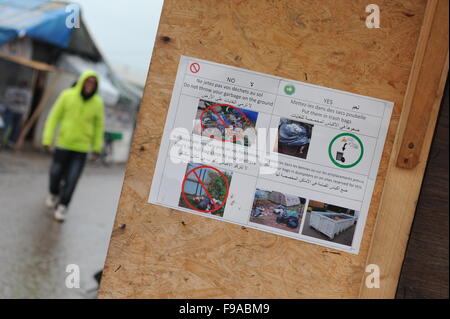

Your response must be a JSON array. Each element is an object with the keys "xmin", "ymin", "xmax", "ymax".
[{"xmin": 42, "ymin": 70, "xmax": 104, "ymax": 222}]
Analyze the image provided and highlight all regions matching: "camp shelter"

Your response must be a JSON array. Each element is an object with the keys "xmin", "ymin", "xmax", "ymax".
[
  {"xmin": 0, "ymin": 0, "xmax": 141, "ymax": 162},
  {"xmin": 269, "ymin": 191, "xmax": 300, "ymax": 207},
  {"xmin": 255, "ymin": 189, "xmax": 269, "ymax": 199}
]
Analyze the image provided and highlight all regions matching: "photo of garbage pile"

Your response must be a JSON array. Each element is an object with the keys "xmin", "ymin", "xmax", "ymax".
[
  {"xmin": 179, "ymin": 163, "xmax": 233, "ymax": 217},
  {"xmin": 276, "ymin": 118, "xmax": 313, "ymax": 159},
  {"xmin": 193, "ymin": 99, "xmax": 259, "ymax": 146},
  {"xmin": 250, "ymin": 189, "xmax": 306, "ymax": 233}
]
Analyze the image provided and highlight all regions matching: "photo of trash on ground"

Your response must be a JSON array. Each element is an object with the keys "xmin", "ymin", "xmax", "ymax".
[
  {"xmin": 250, "ymin": 189, "xmax": 306, "ymax": 233},
  {"xmin": 274, "ymin": 118, "xmax": 313, "ymax": 159},
  {"xmin": 193, "ymin": 99, "xmax": 259, "ymax": 146},
  {"xmin": 301, "ymin": 200, "xmax": 359, "ymax": 246},
  {"xmin": 178, "ymin": 163, "xmax": 233, "ymax": 217}
]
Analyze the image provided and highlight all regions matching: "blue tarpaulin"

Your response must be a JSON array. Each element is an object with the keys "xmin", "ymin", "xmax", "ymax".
[{"xmin": 0, "ymin": 0, "xmax": 74, "ymax": 48}]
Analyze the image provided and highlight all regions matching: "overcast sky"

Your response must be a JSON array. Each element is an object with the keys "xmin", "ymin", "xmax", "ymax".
[{"xmin": 72, "ymin": 0, "xmax": 164, "ymax": 86}]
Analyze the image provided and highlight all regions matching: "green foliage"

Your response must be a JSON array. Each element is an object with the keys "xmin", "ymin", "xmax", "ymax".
[{"xmin": 207, "ymin": 171, "xmax": 232, "ymax": 200}]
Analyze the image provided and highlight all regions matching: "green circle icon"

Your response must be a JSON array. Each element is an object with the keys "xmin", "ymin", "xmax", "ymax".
[
  {"xmin": 284, "ymin": 84, "xmax": 296, "ymax": 95},
  {"xmin": 328, "ymin": 133, "xmax": 364, "ymax": 168}
]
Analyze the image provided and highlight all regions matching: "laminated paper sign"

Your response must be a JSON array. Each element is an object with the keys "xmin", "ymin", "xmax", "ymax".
[{"xmin": 149, "ymin": 56, "xmax": 393, "ymax": 253}]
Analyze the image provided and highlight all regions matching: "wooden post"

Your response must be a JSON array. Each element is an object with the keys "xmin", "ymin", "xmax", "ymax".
[
  {"xmin": 396, "ymin": 0, "xmax": 449, "ymax": 169},
  {"xmin": 360, "ymin": 0, "xmax": 449, "ymax": 297},
  {"xmin": 15, "ymin": 69, "xmax": 39, "ymax": 144},
  {"xmin": 15, "ymin": 72, "xmax": 61, "ymax": 150}
]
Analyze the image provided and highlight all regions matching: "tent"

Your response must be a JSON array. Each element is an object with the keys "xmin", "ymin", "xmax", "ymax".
[
  {"xmin": 268, "ymin": 191, "xmax": 300, "ymax": 207},
  {"xmin": 255, "ymin": 189, "xmax": 269, "ymax": 199},
  {"xmin": 0, "ymin": 0, "xmax": 141, "ymax": 162},
  {"xmin": 0, "ymin": 0, "xmax": 74, "ymax": 48}
]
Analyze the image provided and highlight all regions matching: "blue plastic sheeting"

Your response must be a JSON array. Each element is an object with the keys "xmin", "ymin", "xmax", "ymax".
[
  {"xmin": 278, "ymin": 118, "xmax": 311, "ymax": 147},
  {"xmin": 0, "ymin": 28, "xmax": 16, "ymax": 44},
  {"xmin": 240, "ymin": 108, "xmax": 258, "ymax": 123},
  {"xmin": 0, "ymin": 0, "xmax": 75, "ymax": 48}
]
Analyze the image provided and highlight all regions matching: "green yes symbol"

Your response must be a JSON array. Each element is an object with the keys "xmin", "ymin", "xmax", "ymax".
[{"xmin": 284, "ymin": 84, "xmax": 296, "ymax": 95}]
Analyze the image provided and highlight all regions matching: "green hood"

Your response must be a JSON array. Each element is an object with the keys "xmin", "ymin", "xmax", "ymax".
[
  {"xmin": 76, "ymin": 70, "xmax": 100, "ymax": 98},
  {"xmin": 42, "ymin": 70, "xmax": 105, "ymax": 153}
]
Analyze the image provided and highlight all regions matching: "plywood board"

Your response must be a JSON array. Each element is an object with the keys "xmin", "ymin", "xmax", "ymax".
[{"xmin": 98, "ymin": 0, "xmax": 447, "ymax": 298}]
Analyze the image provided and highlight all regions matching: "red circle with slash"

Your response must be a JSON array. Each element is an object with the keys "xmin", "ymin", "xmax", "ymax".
[
  {"xmin": 190, "ymin": 62, "xmax": 200, "ymax": 73},
  {"xmin": 199, "ymin": 104, "xmax": 250, "ymax": 142},
  {"xmin": 181, "ymin": 165, "xmax": 230, "ymax": 214}
]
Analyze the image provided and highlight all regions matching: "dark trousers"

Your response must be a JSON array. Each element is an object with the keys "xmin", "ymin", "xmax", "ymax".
[
  {"xmin": 49, "ymin": 149, "xmax": 87, "ymax": 207},
  {"xmin": 1, "ymin": 109, "xmax": 23, "ymax": 144}
]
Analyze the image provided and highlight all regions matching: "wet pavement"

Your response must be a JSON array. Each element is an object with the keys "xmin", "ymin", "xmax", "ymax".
[{"xmin": 0, "ymin": 149, "xmax": 125, "ymax": 298}]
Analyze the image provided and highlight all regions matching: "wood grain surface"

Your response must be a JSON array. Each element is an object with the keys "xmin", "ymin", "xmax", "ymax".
[
  {"xmin": 98, "ymin": 0, "xmax": 435, "ymax": 298},
  {"xmin": 359, "ymin": 0, "xmax": 448, "ymax": 298},
  {"xmin": 396, "ymin": 80, "xmax": 449, "ymax": 299},
  {"xmin": 396, "ymin": 0, "xmax": 449, "ymax": 168}
]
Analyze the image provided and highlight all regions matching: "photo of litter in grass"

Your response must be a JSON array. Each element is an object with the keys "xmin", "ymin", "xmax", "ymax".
[
  {"xmin": 179, "ymin": 163, "xmax": 233, "ymax": 217},
  {"xmin": 301, "ymin": 200, "xmax": 359, "ymax": 246},
  {"xmin": 274, "ymin": 118, "xmax": 313, "ymax": 159},
  {"xmin": 249, "ymin": 189, "xmax": 306, "ymax": 233},
  {"xmin": 193, "ymin": 99, "xmax": 259, "ymax": 146}
]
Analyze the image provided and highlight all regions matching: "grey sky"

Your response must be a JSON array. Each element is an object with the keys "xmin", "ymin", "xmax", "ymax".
[{"xmin": 72, "ymin": 0, "xmax": 164, "ymax": 86}]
